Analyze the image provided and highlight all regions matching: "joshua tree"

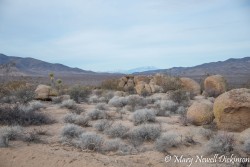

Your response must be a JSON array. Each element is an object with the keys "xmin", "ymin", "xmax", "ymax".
[
  {"xmin": 49, "ymin": 72, "xmax": 55, "ymax": 88},
  {"xmin": 56, "ymin": 79, "xmax": 63, "ymax": 94}
]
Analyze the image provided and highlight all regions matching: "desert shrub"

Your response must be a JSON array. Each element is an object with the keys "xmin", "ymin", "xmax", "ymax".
[
  {"xmin": 0, "ymin": 126, "xmax": 23, "ymax": 147},
  {"xmin": 108, "ymin": 95, "xmax": 147, "ymax": 110},
  {"xmin": 102, "ymin": 138, "xmax": 122, "ymax": 152},
  {"xmin": 169, "ymin": 89, "xmax": 190, "ymax": 104},
  {"xmin": 15, "ymin": 87, "xmax": 35, "ymax": 104},
  {"xmin": 51, "ymin": 96, "xmax": 62, "ymax": 104},
  {"xmin": 88, "ymin": 95, "xmax": 100, "ymax": 103},
  {"xmin": 199, "ymin": 128, "xmax": 215, "ymax": 140},
  {"xmin": 64, "ymin": 113, "xmax": 90, "ymax": 127},
  {"xmin": 61, "ymin": 99, "xmax": 76, "ymax": 109},
  {"xmin": 154, "ymin": 100, "xmax": 178, "ymax": 116},
  {"xmin": 118, "ymin": 144, "xmax": 136, "ymax": 155},
  {"xmin": 179, "ymin": 114, "xmax": 189, "ymax": 126},
  {"xmin": 75, "ymin": 132, "xmax": 103, "ymax": 151},
  {"xmin": 104, "ymin": 123, "xmax": 129, "ymax": 138},
  {"xmin": 176, "ymin": 106, "xmax": 186, "ymax": 115},
  {"xmin": 87, "ymin": 109, "xmax": 108, "ymax": 120},
  {"xmin": 0, "ymin": 135, "xmax": 8, "ymax": 147},
  {"xmin": 125, "ymin": 95, "xmax": 147, "ymax": 110},
  {"xmin": 204, "ymin": 133, "xmax": 235, "ymax": 155},
  {"xmin": 69, "ymin": 86, "xmax": 91, "ymax": 103},
  {"xmin": 155, "ymin": 132, "xmax": 181, "ymax": 152},
  {"xmin": 243, "ymin": 140, "xmax": 250, "ymax": 154},
  {"xmin": 61, "ymin": 124, "xmax": 84, "ymax": 139},
  {"xmin": 183, "ymin": 134, "xmax": 197, "ymax": 146},
  {"xmin": 128, "ymin": 124, "xmax": 161, "ymax": 146},
  {"xmin": 0, "ymin": 104, "xmax": 54, "ymax": 126},
  {"xmin": 101, "ymin": 79, "xmax": 119, "ymax": 90},
  {"xmin": 154, "ymin": 75, "xmax": 182, "ymax": 92},
  {"xmin": 94, "ymin": 119, "xmax": 112, "ymax": 132},
  {"xmin": 28, "ymin": 101, "xmax": 46, "ymax": 110},
  {"xmin": 132, "ymin": 109, "xmax": 156, "ymax": 125},
  {"xmin": 0, "ymin": 126, "xmax": 23, "ymax": 140},
  {"xmin": 60, "ymin": 99, "xmax": 84, "ymax": 114},
  {"xmin": 95, "ymin": 103, "xmax": 108, "ymax": 110},
  {"xmin": 108, "ymin": 96, "xmax": 126, "ymax": 108},
  {"xmin": 23, "ymin": 131, "xmax": 42, "ymax": 143}
]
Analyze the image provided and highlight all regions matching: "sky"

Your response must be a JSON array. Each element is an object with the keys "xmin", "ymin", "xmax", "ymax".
[{"xmin": 0, "ymin": 0, "xmax": 250, "ymax": 72}]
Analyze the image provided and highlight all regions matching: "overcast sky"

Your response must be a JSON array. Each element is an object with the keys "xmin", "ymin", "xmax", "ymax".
[{"xmin": 0, "ymin": 0, "xmax": 250, "ymax": 72}]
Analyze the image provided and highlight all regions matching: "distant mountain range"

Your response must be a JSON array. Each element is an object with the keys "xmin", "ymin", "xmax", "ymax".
[
  {"xmin": 1, "ymin": 53, "xmax": 249, "ymax": 87},
  {"xmin": 0, "ymin": 53, "xmax": 95, "ymax": 76},
  {"xmin": 112, "ymin": 66, "xmax": 159, "ymax": 74},
  {"xmin": 135, "ymin": 57, "xmax": 250, "ymax": 87}
]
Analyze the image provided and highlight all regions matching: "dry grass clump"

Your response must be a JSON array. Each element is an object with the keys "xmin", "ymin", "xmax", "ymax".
[
  {"xmin": 128, "ymin": 124, "xmax": 161, "ymax": 146},
  {"xmin": 154, "ymin": 100, "xmax": 178, "ymax": 116},
  {"xmin": 132, "ymin": 109, "xmax": 156, "ymax": 125},
  {"xmin": 204, "ymin": 132, "xmax": 235, "ymax": 155},
  {"xmin": 0, "ymin": 126, "xmax": 23, "ymax": 147},
  {"xmin": 155, "ymin": 132, "xmax": 181, "ymax": 152}
]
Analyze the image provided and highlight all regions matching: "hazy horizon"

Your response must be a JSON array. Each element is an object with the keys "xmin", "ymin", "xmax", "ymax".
[{"xmin": 0, "ymin": 0, "xmax": 250, "ymax": 72}]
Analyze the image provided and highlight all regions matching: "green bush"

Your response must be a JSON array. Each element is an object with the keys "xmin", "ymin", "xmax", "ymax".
[{"xmin": 69, "ymin": 86, "xmax": 91, "ymax": 103}]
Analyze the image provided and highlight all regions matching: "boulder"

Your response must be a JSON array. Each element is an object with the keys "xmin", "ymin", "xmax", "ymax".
[
  {"xmin": 187, "ymin": 100, "xmax": 214, "ymax": 126},
  {"xmin": 135, "ymin": 81, "xmax": 146, "ymax": 95},
  {"xmin": 145, "ymin": 84, "xmax": 152, "ymax": 94},
  {"xmin": 204, "ymin": 75, "xmax": 227, "ymax": 97},
  {"xmin": 134, "ymin": 75, "xmax": 150, "ymax": 85},
  {"xmin": 118, "ymin": 80, "xmax": 126, "ymax": 89},
  {"xmin": 180, "ymin": 77, "xmax": 201, "ymax": 95},
  {"xmin": 213, "ymin": 88, "xmax": 250, "ymax": 132},
  {"xmin": 35, "ymin": 85, "xmax": 51, "ymax": 100},
  {"xmin": 149, "ymin": 80, "xmax": 163, "ymax": 93},
  {"xmin": 127, "ymin": 79, "xmax": 135, "ymax": 88}
]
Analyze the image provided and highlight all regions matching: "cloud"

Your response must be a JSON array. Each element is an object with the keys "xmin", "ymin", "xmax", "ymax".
[{"xmin": 0, "ymin": 0, "xmax": 250, "ymax": 71}]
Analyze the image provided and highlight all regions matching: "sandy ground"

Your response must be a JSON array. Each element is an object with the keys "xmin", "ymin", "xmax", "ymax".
[{"xmin": 0, "ymin": 102, "xmax": 249, "ymax": 167}]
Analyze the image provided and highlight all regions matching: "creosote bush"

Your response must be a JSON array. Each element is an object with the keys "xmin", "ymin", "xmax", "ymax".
[
  {"xmin": 153, "ymin": 75, "xmax": 182, "ymax": 93},
  {"xmin": 0, "ymin": 104, "xmax": 54, "ymax": 126},
  {"xmin": 132, "ymin": 109, "xmax": 156, "ymax": 125},
  {"xmin": 169, "ymin": 89, "xmax": 190, "ymax": 104},
  {"xmin": 128, "ymin": 124, "xmax": 161, "ymax": 146},
  {"xmin": 155, "ymin": 132, "xmax": 181, "ymax": 152},
  {"xmin": 204, "ymin": 133, "xmax": 235, "ymax": 155},
  {"xmin": 100, "ymin": 79, "xmax": 119, "ymax": 90},
  {"xmin": 69, "ymin": 86, "xmax": 91, "ymax": 103}
]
